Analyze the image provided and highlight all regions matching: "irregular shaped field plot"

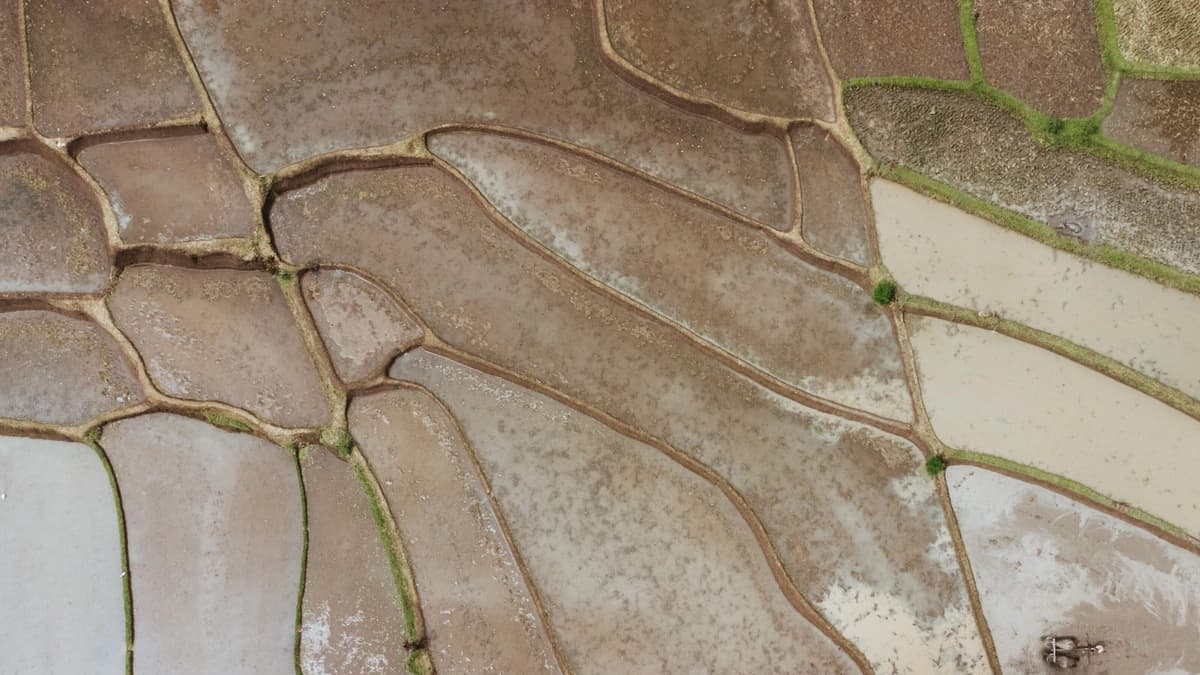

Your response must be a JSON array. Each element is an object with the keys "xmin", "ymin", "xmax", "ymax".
[
  {"xmin": 300, "ymin": 444, "xmax": 409, "ymax": 675},
  {"xmin": 1104, "ymin": 78, "xmax": 1200, "ymax": 167},
  {"xmin": 603, "ymin": 0, "xmax": 833, "ymax": 119},
  {"xmin": 301, "ymin": 269, "xmax": 422, "ymax": 385},
  {"xmin": 78, "ymin": 132, "xmax": 257, "ymax": 243},
  {"xmin": 1113, "ymin": 0, "xmax": 1200, "ymax": 69},
  {"xmin": 0, "ymin": 0, "xmax": 22, "ymax": 127},
  {"xmin": 0, "ymin": 437, "xmax": 125, "ymax": 674},
  {"xmin": 432, "ymin": 131, "xmax": 909, "ymax": 420},
  {"xmin": 25, "ymin": 0, "xmax": 199, "ymax": 137},
  {"xmin": 349, "ymin": 388, "xmax": 560, "ymax": 675},
  {"xmin": 277, "ymin": 164, "xmax": 985, "ymax": 673},
  {"xmin": 872, "ymin": 178, "xmax": 1200, "ymax": 400},
  {"xmin": 812, "ymin": 0, "xmax": 968, "ymax": 79},
  {"xmin": 0, "ymin": 310, "xmax": 143, "ymax": 425},
  {"xmin": 790, "ymin": 123, "xmax": 874, "ymax": 265},
  {"xmin": 173, "ymin": 0, "xmax": 793, "ymax": 227},
  {"xmin": 974, "ymin": 0, "xmax": 1106, "ymax": 117},
  {"xmin": 911, "ymin": 317, "xmax": 1200, "ymax": 536},
  {"xmin": 109, "ymin": 265, "xmax": 329, "ymax": 427},
  {"xmin": 102, "ymin": 413, "xmax": 302, "ymax": 675},
  {"xmin": 1, "ymin": 146, "xmax": 110, "ymax": 294},
  {"xmin": 949, "ymin": 466, "xmax": 1200, "ymax": 674},
  {"xmin": 847, "ymin": 85, "xmax": 1200, "ymax": 275},
  {"xmin": 394, "ymin": 349, "xmax": 859, "ymax": 674}
]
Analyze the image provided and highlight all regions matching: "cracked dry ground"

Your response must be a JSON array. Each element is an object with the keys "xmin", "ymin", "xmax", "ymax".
[{"xmin": 3, "ymin": 1, "xmax": 1200, "ymax": 675}]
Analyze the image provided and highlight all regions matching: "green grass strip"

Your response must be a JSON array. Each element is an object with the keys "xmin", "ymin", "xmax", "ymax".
[
  {"xmin": 956, "ymin": 0, "xmax": 984, "ymax": 82},
  {"xmin": 1093, "ymin": 0, "xmax": 1126, "ymax": 73},
  {"xmin": 406, "ymin": 648, "xmax": 435, "ymax": 675},
  {"xmin": 319, "ymin": 426, "xmax": 353, "ymax": 458},
  {"xmin": 84, "ymin": 430, "xmax": 134, "ymax": 675},
  {"xmin": 202, "ymin": 411, "xmax": 252, "ymax": 433},
  {"xmin": 900, "ymin": 293, "xmax": 1200, "ymax": 422},
  {"xmin": 875, "ymin": 164, "xmax": 1200, "ymax": 296},
  {"xmin": 946, "ymin": 448, "xmax": 1196, "ymax": 544},
  {"xmin": 291, "ymin": 446, "xmax": 309, "ymax": 675},
  {"xmin": 352, "ymin": 460, "xmax": 421, "ymax": 643}
]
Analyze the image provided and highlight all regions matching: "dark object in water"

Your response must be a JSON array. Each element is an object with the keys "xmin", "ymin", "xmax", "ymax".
[{"xmin": 1042, "ymin": 635, "xmax": 1106, "ymax": 669}]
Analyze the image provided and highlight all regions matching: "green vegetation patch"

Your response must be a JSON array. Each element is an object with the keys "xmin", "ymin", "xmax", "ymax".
[
  {"xmin": 956, "ymin": 0, "xmax": 985, "ymax": 82},
  {"xmin": 925, "ymin": 454, "xmax": 948, "ymax": 476},
  {"xmin": 202, "ymin": 411, "xmax": 253, "ymax": 433},
  {"xmin": 320, "ymin": 426, "xmax": 353, "ymax": 457},
  {"xmin": 871, "ymin": 279, "xmax": 897, "ymax": 305}
]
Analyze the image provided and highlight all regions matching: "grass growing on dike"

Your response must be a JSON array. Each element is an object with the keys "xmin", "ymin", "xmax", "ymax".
[
  {"xmin": 947, "ymin": 448, "xmax": 1198, "ymax": 546},
  {"xmin": 84, "ymin": 429, "xmax": 135, "ymax": 675},
  {"xmin": 319, "ymin": 426, "xmax": 353, "ymax": 457},
  {"xmin": 925, "ymin": 454, "xmax": 948, "ymax": 476},
  {"xmin": 202, "ymin": 411, "xmax": 253, "ymax": 433},
  {"xmin": 844, "ymin": 0, "xmax": 1200, "ymax": 298},
  {"xmin": 352, "ymin": 460, "xmax": 422, "ymax": 645},
  {"xmin": 872, "ymin": 279, "xmax": 897, "ymax": 305}
]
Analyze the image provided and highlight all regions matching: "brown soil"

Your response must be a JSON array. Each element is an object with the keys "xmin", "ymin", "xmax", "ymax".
[
  {"xmin": 172, "ymin": 0, "xmax": 792, "ymax": 228},
  {"xmin": 348, "ymin": 389, "xmax": 561, "ymax": 675},
  {"xmin": 1113, "ymin": 0, "xmax": 1200, "ymax": 69},
  {"xmin": 811, "ymin": 0, "xmax": 969, "ymax": 80},
  {"xmin": 102, "ymin": 413, "xmax": 302, "ymax": 675},
  {"xmin": 24, "ymin": 0, "xmax": 199, "ymax": 137},
  {"xmin": 0, "ymin": 146, "xmax": 109, "ymax": 293},
  {"xmin": 109, "ymin": 265, "xmax": 329, "ymax": 427},
  {"xmin": 300, "ymin": 269, "xmax": 422, "ymax": 385},
  {"xmin": 604, "ymin": 0, "xmax": 834, "ymax": 119},
  {"xmin": 78, "ymin": 132, "xmax": 256, "ymax": 243},
  {"xmin": 0, "ymin": 310, "xmax": 142, "ymax": 424},
  {"xmin": 394, "ymin": 349, "xmax": 860, "ymax": 674},
  {"xmin": 0, "ymin": 0, "xmax": 23, "ymax": 127},
  {"xmin": 1104, "ymin": 77, "xmax": 1200, "ymax": 167},
  {"xmin": 845, "ymin": 85, "xmax": 1200, "ymax": 275},
  {"xmin": 791, "ymin": 123, "xmax": 874, "ymax": 265},
  {"xmin": 974, "ymin": 0, "xmax": 1106, "ymax": 117},
  {"xmin": 430, "ymin": 130, "xmax": 909, "ymax": 419},
  {"xmin": 299, "ymin": 444, "xmax": 409, "ymax": 674},
  {"xmin": 273, "ymin": 165, "xmax": 988, "ymax": 673}
]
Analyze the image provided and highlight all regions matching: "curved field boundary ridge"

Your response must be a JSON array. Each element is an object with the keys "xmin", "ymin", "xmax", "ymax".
[{"xmin": 5, "ymin": 0, "xmax": 1200, "ymax": 673}]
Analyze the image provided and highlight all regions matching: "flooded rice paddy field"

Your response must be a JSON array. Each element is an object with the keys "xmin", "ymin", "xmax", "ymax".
[{"xmin": 2, "ymin": 1, "xmax": 1200, "ymax": 673}]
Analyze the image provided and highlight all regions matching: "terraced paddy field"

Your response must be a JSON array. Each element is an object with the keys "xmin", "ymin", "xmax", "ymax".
[{"xmin": 3, "ymin": 2, "xmax": 1200, "ymax": 673}]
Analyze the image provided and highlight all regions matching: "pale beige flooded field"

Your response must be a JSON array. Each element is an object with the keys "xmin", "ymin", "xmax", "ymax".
[
  {"xmin": 949, "ymin": 466, "xmax": 1200, "ymax": 674},
  {"xmin": 872, "ymin": 178, "xmax": 1200, "ymax": 400},
  {"xmin": 0, "ymin": 436, "xmax": 125, "ymax": 673},
  {"xmin": 911, "ymin": 317, "xmax": 1200, "ymax": 536}
]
